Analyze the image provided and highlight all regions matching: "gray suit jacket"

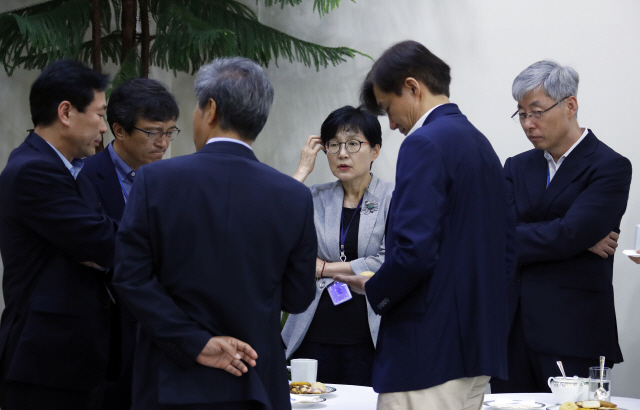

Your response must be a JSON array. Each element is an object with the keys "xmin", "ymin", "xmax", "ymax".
[{"xmin": 282, "ymin": 174, "xmax": 394, "ymax": 358}]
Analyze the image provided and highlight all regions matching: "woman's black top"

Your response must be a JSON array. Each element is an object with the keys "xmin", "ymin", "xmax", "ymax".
[{"xmin": 303, "ymin": 207, "xmax": 371, "ymax": 345}]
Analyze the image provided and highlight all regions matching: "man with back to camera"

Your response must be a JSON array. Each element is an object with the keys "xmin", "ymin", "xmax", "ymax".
[
  {"xmin": 0, "ymin": 59, "xmax": 119, "ymax": 410},
  {"xmin": 491, "ymin": 60, "xmax": 632, "ymax": 393},
  {"xmin": 82, "ymin": 77, "xmax": 180, "ymax": 409},
  {"xmin": 335, "ymin": 40, "xmax": 513, "ymax": 410},
  {"xmin": 112, "ymin": 57, "xmax": 317, "ymax": 410}
]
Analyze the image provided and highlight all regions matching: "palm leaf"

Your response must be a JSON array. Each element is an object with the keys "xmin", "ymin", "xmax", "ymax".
[
  {"xmin": 152, "ymin": 0, "xmax": 368, "ymax": 73},
  {"xmin": 262, "ymin": 0, "xmax": 352, "ymax": 17},
  {"xmin": 0, "ymin": 0, "xmax": 91, "ymax": 74},
  {"xmin": 108, "ymin": 49, "xmax": 141, "ymax": 96}
]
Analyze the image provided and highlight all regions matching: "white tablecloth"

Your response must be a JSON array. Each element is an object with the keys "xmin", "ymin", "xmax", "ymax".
[
  {"xmin": 291, "ymin": 384, "xmax": 377, "ymax": 409},
  {"xmin": 291, "ymin": 388, "xmax": 640, "ymax": 409},
  {"xmin": 483, "ymin": 393, "xmax": 640, "ymax": 409}
]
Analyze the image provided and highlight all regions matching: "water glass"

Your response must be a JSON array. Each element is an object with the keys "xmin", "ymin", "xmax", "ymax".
[{"xmin": 589, "ymin": 366, "xmax": 611, "ymax": 401}]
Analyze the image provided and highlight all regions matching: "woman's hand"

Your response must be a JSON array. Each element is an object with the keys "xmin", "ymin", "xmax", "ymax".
[{"xmin": 293, "ymin": 135, "xmax": 325, "ymax": 183}]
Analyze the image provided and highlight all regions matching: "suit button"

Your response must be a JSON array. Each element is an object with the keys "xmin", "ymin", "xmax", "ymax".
[{"xmin": 319, "ymin": 282, "xmax": 325, "ymax": 289}]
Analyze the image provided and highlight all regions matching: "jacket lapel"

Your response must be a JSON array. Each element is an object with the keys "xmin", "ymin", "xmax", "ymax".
[
  {"xmin": 523, "ymin": 151, "xmax": 548, "ymax": 215},
  {"xmin": 323, "ymin": 182, "xmax": 344, "ymax": 262},
  {"xmin": 539, "ymin": 131, "xmax": 596, "ymax": 216},
  {"xmin": 94, "ymin": 150, "xmax": 126, "ymax": 220},
  {"xmin": 357, "ymin": 175, "xmax": 381, "ymax": 258}
]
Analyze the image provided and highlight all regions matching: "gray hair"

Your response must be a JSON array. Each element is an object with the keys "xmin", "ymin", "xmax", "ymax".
[
  {"xmin": 194, "ymin": 57, "xmax": 274, "ymax": 141},
  {"xmin": 512, "ymin": 60, "xmax": 579, "ymax": 104}
]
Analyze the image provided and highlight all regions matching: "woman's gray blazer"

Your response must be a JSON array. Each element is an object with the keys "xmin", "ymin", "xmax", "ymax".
[{"xmin": 281, "ymin": 174, "xmax": 394, "ymax": 358}]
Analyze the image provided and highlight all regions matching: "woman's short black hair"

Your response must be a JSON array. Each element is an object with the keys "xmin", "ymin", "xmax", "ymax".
[
  {"xmin": 319, "ymin": 105, "xmax": 382, "ymax": 147},
  {"xmin": 360, "ymin": 40, "xmax": 451, "ymax": 115},
  {"xmin": 30, "ymin": 59, "xmax": 110, "ymax": 127}
]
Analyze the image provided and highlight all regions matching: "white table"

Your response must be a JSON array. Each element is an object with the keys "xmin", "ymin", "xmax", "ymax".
[
  {"xmin": 291, "ymin": 384, "xmax": 377, "ymax": 409},
  {"xmin": 483, "ymin": 393, "xmax": 640, "ymax": 409},
  {"xmin": 291, "ymin": 389, "xmax": 640, "ymax": 409}
]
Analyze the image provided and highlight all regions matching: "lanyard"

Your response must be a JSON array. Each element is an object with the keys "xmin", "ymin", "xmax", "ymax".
[
  {"xmin": 118, "ymin": 176, "xmax": 129, "ymax": 202},
  {"xmin": 340, "ymin": 196, "xmax": 364, "ymax": 262}
]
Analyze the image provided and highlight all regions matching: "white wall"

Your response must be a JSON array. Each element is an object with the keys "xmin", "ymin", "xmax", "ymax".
[{"xmin": 1, "ymin": 0, "xmax": 639, "ymax": 398}]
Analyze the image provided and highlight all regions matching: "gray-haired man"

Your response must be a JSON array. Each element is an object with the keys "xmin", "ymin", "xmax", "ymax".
[
  {"xmin": 492, "ymin": 60, "xmax": 631, "ymax": 393},
  {"xmin": 112, "ymin": 57, "xmax": 317, "ymax": 409}
]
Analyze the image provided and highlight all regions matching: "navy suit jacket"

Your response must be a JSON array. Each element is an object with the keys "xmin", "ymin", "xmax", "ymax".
[
  {"xmin": 82, "ymin": 146, "xmax": 136, "ymax": 409},
  {"xmin": 504, "ymin": 130, "xmax": 631, "ymax": 362},
  {"xmin": 82, "ymin": 147, "xmax": 126, "ymax": 221},
  {"xmin": 0, "ymin": 132, "xmax": 118, "ymax": 392},
  {"xmin": 365, "ymin": 104, "xmax": 514, "ymax": 393},
  {"xmin": 112, "ymin": 141, "xmax": 317, "ymax": 410}
]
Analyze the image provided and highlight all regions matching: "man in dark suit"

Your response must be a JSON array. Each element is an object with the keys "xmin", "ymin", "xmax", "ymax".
[
  {"xmin": 336, "ymin": 40, "xmax": 513, "ymax": 410},
  {"xmin": 82, "ymin": 78, "xmax": 180, "ymax": 410},
  {"xmin": 0, "ymin": 59, "xmax": 119, "ymax": 410},
  {"xmin": 491, "ymin": 60, "xmax": 632, "ymax": 393},
  {"xmin": 112, "ymin": 57, "xmax": 317, "ymax": 410}
]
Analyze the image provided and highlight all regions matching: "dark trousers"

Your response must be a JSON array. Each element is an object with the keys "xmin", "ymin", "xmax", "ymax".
[
  {"xmin": 0, "ymin": 380, "xmax": 106, "ymax": 410},
  {"xmin": 491, "ymin": 306, "xmax": 614, "ymax": 393},
  {"xmin": 291, "ymin": 340, "xmax": 374, "ymax": 387}
]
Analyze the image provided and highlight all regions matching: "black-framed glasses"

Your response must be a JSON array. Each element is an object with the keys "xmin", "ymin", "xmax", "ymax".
[
  {"xmin": 511, "ymin": 96, "xmax": 569, "ymax": 123},
  {"xmin": 325, "ymin": 139, "xmax": 370, "ymax": 154},
  {"xmin": 133, "ymin": 126, "xmax": 180, "ymax": 142}
]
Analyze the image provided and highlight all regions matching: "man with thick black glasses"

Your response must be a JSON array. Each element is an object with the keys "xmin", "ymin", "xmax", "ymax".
[
  {"xmin": 493, "ymin": 60, "xmax": 632, "ymax": 393},
  {"xmin": 81, "ymin": 77, "xmax": 179, "ymax": 410}
]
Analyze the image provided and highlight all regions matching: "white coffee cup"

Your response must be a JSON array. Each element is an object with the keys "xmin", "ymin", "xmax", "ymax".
[
  {"xmin": 548, "ymin": 376, "xmax": 588, "ymax": 403},
  {"xmin": 288, "ymin": 358, "xmax": 318, "ymax": 383}
]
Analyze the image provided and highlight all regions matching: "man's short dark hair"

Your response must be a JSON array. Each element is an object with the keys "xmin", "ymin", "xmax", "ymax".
[
  {"xmin": 30, "ymin": 59, "xmax": 110, "ymax": 127},
  {"xmin": 360, "ymin": 40, "xmax": 451, "ymax": 115},
  {"xmin": 320, "ymin": 105, "xmax": 382, "ymax": 148},
  {"xmin": 107, "ymin": 78, "xmax": 180, "ymax": 135}
]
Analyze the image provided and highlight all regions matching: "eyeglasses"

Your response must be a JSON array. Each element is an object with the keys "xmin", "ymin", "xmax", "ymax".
[
  {"xmin": 325, "ymin": 139, "xmax": 370, "ymax": 154},
  {"xmin": 133, "ymin": 126, "xmax": 180, "ymax": 142},
  {"xmin": 511, "ymin": 96, "xmax": 569, "ymax": 123}
]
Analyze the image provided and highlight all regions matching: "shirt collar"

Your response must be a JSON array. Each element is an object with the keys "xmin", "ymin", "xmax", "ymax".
[
  {"xmin": 108, "ymin": 142, "xmax": 135, "ymax": 181},
  {"xmin": 45, "ymin": 141, "xmax": 84, "ymax": 179},
  {"xmin": 206, "ymin": 137, "xmax": 253, "ymax": 151},
  {"xmin": 407, "ymin": 104, "xmax": 444, "ymax": 137},
  {"xmin": 544, "ymin": 128, "xmax": 589, "ymax": 164}
]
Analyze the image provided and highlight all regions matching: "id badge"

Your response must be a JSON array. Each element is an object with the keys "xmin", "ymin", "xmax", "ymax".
[{"xmin": 327, "ymin": 281, "xmax": 352, "ymax": 306}]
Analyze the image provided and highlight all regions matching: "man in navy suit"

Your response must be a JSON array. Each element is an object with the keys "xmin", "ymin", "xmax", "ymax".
[
  {"xmin": 336, "ymin": 40, "xmax": 512, "ymax": 410},
  {"xmin": 491, "ymin": 60, "xmax": 632, "ymax": 393},
  {"xmin": 112, "ymin": 57, "xmax": 317, "ymax": 410},
  {"xmin": 82, "ymin": 78, "xmax": 180, "ymax": 409},
  {"xmin": 0, "ymin": 60, "xmax": 119, "ymax": 409}
]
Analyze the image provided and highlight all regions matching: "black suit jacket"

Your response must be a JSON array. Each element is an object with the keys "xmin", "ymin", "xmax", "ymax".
[
  {"xmin": 82, "ymin": 146, "xmax": 135, "ymax": 410},
  {"xmin": 365, "ymin": 104, "xmax": 514, "ymax": 393},
  {"xmin": 0, "ymin": 132, "xmax": 118, "ymax": 392},
  {"xmin": 82, "ymin": 146, "xmax": 126, "ymax": 221},
  {"xmin": 113, "ymin": 141, "xmax": 317, "ymax": 410},
  {"xmin": 504, "ymin": 130, "xmax": 631, "ymax": 362}
]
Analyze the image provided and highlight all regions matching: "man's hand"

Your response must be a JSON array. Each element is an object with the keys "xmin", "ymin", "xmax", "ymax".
[
  {"xmin": 196, "ymin": 336, "xmax": 258, "ymax": 376},
  {"xmin": 334, "ymin": 274, "xmax": 369, "ymax": 295},
  {"xmin": 588, "ymin": 231, "xmax": 619, "ymax": 258},
  {"xmin": 629, "ymin": 250, "xmax": 640, "ymax": 264},
  {"xmin": 80, "ymin": 261, "xmax": 104, "ymax": 270}
]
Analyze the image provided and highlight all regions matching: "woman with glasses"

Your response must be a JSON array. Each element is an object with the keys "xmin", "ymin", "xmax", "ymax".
[{"xmin": 281, "ymin": 105, "xmax": 394, "ymax": 386}]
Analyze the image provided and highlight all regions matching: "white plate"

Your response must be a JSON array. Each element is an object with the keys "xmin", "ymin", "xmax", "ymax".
[
  {"xmin": 291, "ymin": 396, "xmax": 327, "ymax": 405},
  {"xmin": 484, "ymin": 399, "xmax": 546, "ymax": 409},
  {"xmin": 623, "ymin": 250, "xmax": 640, "ymax": 256},
  {"xmin": 290, "ymin": 385, "xmax": 337, "ymax": 396},
  {"xmin": 546, "ymin": 407, "xmax": 626, "ymax": 410}
]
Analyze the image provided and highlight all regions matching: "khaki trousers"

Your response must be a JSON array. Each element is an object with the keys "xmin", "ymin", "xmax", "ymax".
[{"xmin": 377, "ymin": 375, "xmax": 491, "ymax": 410}]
